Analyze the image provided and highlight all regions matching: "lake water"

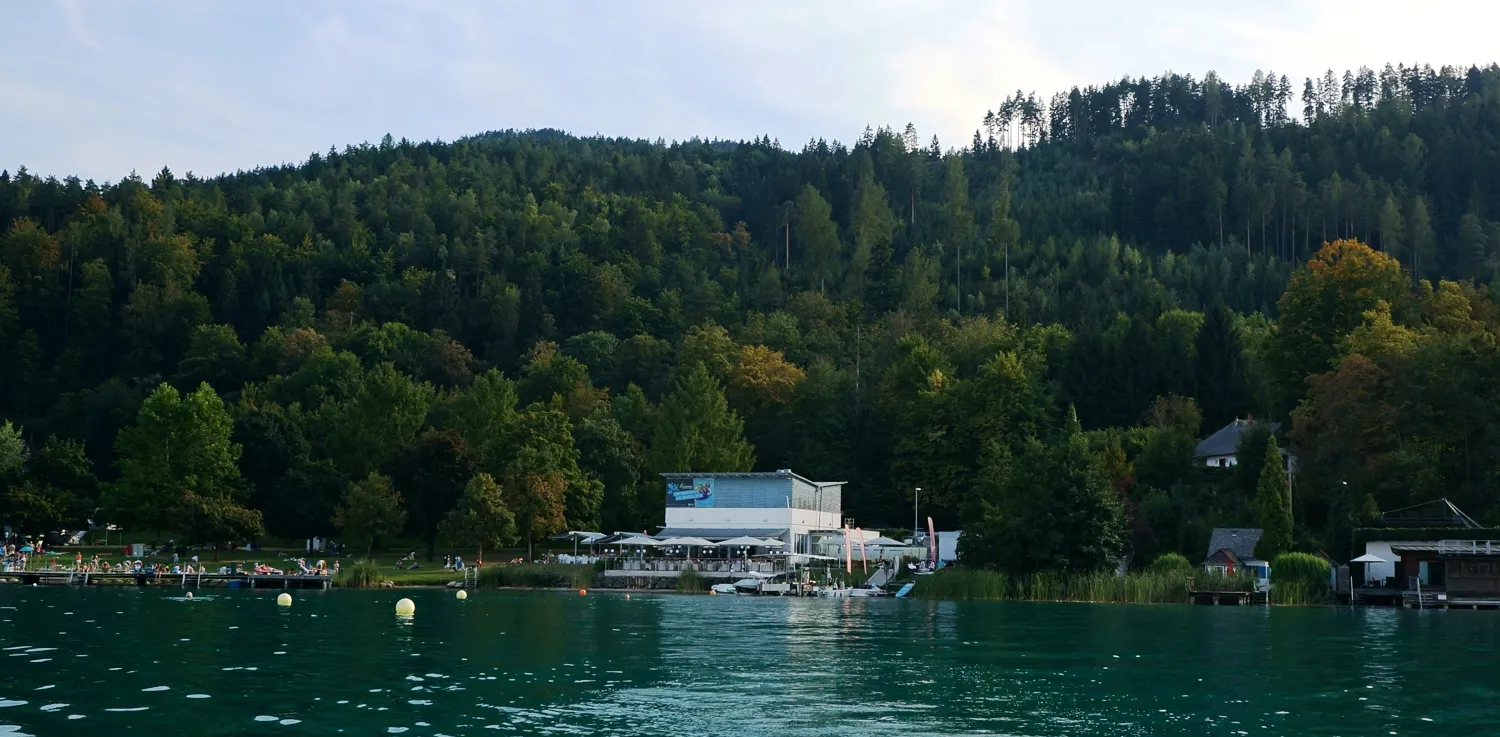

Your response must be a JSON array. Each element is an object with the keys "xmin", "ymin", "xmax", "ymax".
[{"xmin": 0, "ymin": 587, "xmax": 1495, "ymax": 735}]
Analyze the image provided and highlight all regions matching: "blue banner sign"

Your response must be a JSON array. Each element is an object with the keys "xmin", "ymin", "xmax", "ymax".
[{"xmin": 665, "ymin": 478, "xmax": 715, "ymax": 508}]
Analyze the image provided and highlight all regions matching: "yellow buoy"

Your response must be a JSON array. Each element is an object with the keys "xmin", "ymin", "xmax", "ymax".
[
  {"xmin": 395, "ymin": 598, "xmax": 416, "ymax": 615},
  {"xmin": 578, "ymin": 589, "xmax": 587, "ymax": 596},
  {"xmin": 276, "ymin": 593, "xmax": 292, "ymax": 607},
  {"xmin": 708, "ymin": 589, "xmax": 717, "ymax": 596},
  {"xmin": 455, "ymin": 590, "xmax": 468, "ymax": 600}
]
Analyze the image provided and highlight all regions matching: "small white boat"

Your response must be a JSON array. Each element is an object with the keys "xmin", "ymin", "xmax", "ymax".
[{"xmin": 710, "ymin": 582, "xmax": 737, "ymax": 595}]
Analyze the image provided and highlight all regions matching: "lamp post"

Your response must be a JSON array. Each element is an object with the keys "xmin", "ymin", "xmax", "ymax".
[{"xmin": 913, "ymin": 487, "xmax": 921, "ymax": 546}]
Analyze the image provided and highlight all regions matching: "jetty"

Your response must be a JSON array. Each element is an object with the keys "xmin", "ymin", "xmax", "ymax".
[{"xmin": 9, "ymin": 570, "xmax": 331, "ymax": 590}]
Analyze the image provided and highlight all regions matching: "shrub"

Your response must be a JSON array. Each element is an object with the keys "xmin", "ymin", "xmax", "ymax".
[
  {"xmin": 1147, "ymin": 552, "xmax": 1194, "ymax": 575},
  {"xmin": 333, "ymin": 560, "xmax": 385, "ymax": 588}
]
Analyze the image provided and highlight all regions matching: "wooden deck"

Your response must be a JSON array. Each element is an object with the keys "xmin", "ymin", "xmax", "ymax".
[
  {"xmin": 6, "ymin": 570, "xmax": 331, "ymax": 590},
  {"xmin": 1189, "ymin": 589, "xmax": 1254, "ymax": 606}
]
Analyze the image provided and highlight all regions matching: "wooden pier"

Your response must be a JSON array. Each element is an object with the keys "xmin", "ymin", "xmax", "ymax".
[
  {"xmin": 1189, "ymin": 589, "xmax": 1254, "ymax": 606},
  {"xmin": 6, "ymin": 570, "xmax": 331, "ymax": 590}
]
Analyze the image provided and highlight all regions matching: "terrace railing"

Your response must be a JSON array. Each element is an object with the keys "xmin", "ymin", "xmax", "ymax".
[
  {"xmin": 606, "ymin": 558, "xmax": 784, "ymax": 574},
  {"xmin": 1437, "ymin": 540, "xmax": 1500, "ymax": 556}
]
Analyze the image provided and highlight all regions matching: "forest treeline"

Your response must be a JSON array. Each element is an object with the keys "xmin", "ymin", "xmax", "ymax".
[{"xmin": 3, "ymin": 63, "xmax": 1500, "ymax": 568}]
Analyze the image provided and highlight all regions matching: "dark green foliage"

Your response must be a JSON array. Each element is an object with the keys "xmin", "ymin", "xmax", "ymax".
[
  {"xmin": 387, "ymin": 430, "xmax": 479, "ymax": 560},
  {"xmin": 1253, "ymin": 438, "xmax": 1294, "ymax": 559},
  {"xmin": 5, "ymin": 63, "xmax": 1500, "ymax": 572},
  {"xmin": 960, "ymin": 411, "xmax": 1126, "ymax": 574}
]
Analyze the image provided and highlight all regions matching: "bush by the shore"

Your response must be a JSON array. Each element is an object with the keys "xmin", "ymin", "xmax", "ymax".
[{"xmin": 1147, "ymin": 553, "xmax": 1194, "ymax": 575}]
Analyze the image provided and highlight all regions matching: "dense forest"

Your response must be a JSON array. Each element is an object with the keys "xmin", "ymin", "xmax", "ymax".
[{"xmin": 4, "ymin": 62, "xmax": 1500, "ymax": 569}]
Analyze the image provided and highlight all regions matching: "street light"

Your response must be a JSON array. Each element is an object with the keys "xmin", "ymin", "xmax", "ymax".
[{"xmin": 913, "ymin": 487, "xmax": 922, "ymax": 546}]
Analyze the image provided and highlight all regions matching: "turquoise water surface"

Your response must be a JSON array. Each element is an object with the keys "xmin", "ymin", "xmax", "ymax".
[{"xmin": 0, "ymin": 587, "xmax": 1495, "ymax": 735}]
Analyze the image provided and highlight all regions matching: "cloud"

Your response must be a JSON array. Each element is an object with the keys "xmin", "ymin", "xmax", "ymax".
[{"xmin": 2, "ymin": 1, "xmax": 1498, "ymax": 182}]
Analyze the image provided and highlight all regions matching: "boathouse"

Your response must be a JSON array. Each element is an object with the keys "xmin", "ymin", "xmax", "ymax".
[
  {"xmin": 656, "ymin": 470, "xmax": 845, "ymax": 554},
  {"xmin": 1345, "ymin": 499, "xmax": 1500, "ymax": 607}
]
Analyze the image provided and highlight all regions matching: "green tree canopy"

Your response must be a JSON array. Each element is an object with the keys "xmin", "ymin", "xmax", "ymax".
[
  {"xmin": 440, "ymin": 473, "xmax": 517, "ymax": 559},
  {"xmin": 1253, "ymin": 437, "xmax": 1293, "ymax": 559},
  {"xmin": 106, "ymin": 382, "xmax": 246, "ymax": 535},
  {"xmin": 649, "ymin": 362, "xmax": 755, "ymax": 478},
  {"xmin": 332, "ymin": 473, "xmax": 408, "ymax": 558}
]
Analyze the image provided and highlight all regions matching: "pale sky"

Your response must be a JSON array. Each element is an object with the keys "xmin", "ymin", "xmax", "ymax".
[{"xmin": 3, "ymin": 0, "xmax": 1498, "ymax": 183}]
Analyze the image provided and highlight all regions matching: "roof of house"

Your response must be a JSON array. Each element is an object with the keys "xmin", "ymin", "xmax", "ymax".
[
  {"xmin": 1205, "ymin": 548, "xmax": 1242, "ymax": 567},
  {"xmin": 1377, "ymin": 498, "xmax": 1480, "ymax": 529},
  {"xmin": 1194, "ymin": 419, "xmax": 1281, "ymax": 458},
  {"xmin": 658, "ymin": 470, "xmax": 843, "ymax": 487},
  {"xmin": 1204, "ymin": 528, "xmax": 1263, "ymax": 561}
]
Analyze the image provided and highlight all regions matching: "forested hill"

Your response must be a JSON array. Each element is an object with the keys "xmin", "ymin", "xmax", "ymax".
[{"xmin": 3, "ymin": 63, "xmax": 1500, "ymax": 567}]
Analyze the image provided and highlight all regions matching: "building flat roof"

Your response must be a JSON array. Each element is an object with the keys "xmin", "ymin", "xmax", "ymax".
[
  {"xmin": 658, "ymin": 470, "xmax": 844, "ymax": 487},
  {"xmin": 654, "ymin": 527, "xmax": 789, "ymax": 541}
]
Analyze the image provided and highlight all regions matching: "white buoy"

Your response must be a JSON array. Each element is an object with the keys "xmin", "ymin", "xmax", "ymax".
[
  {"xmin": 186, "ymin": 592, "xmax": 194, "ymax": 599},
  {"xmin": 395, "ymin": 598, "xmax": 416, "ymax": 615},
  {"xmin": 276, "ymin": 593, "xmax": 292, "ymax": 607},
  {"xmin": 455, "ymin": 590, "xmax": 468, "ymax": 600}
]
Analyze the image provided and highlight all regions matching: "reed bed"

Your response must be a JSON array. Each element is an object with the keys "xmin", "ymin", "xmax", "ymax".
[
  {"xmin": 916, "ymin": 569, "xmax": 1195, "ymax": 604},
  {"xmin": 332, "ymin": 560, "xmax": 386, "ymax": 588},
  {"xmin": 675, "ymin": 568, "xmax": 707, "ymax": 594},
  {"xmin": 1268, "ymin": 552, "xmax": 1332, "ymax": 605},
  {"xmin": 477, "ymin": 563, "xmax": 596, "ymax": 590}
]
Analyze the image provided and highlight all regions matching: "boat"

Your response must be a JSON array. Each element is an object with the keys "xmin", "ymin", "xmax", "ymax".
[
  {"xmin": 730, "ymin": 572, "xmax": 791, "ymax": 595},
  {"xmin": 710, "ymin": 582, "xmax": 737, "ymax": 595},
  {"xmin": 894, "ymin": 582, "xmax": 915, "ymax": 598},
  {"xmin": 847, "ymin": 584, "xmax": 888, "ymax": 597}
]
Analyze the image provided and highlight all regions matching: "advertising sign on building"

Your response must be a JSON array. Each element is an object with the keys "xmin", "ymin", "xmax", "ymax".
[{"xmin": 665, "ymin": 477, "xmax": 715, "ymax": 508}]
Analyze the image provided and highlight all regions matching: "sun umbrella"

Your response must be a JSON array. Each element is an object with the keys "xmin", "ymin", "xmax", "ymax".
[
  {"xmin": 658, "ymin": 537, "xmax": 715, "ymax": 547},
  {"xmin": 20, "ymin": 546, "xmax": 33, "ymax": 552},
  {"xmin": 1349, "ymin": 553, "xmax": 1389, "ymax": 563},
  {"xmin": 754, "ymin": 538, "xmax": 786, "ymax": 547},
  {"xmin": 864, "ymin": 536, "xmax": 908, "ymax": 547},
  {"xmin": 617, "ymin": 536, "xmax": 665, "ymax": 546},
  {"xmin": 715, "ymin": 536, "xmax": 773, "ymax": 547}
]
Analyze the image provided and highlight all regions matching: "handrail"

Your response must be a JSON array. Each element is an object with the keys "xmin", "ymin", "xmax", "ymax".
[{"xmin": 1437, "ymin": 540, "xmax": 1500, "ymax": 555}]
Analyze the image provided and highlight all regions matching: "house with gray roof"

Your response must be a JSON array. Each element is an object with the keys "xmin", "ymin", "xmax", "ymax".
[
  {"xmin": 1194, "ymin": 417, "xmax": 1294, "ymax": 470},
  {"xmin": 1202, "ymin": 527, "xmax": 1270, "ymax": 589}
]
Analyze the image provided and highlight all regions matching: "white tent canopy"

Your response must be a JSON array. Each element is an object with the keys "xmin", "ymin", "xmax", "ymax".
[
  {"xmin": 1349, "ymin": 553, "xmax": 1390, "ymax": 564},
  {"xmin": 755, "ymin": 538, "xmax": 786, "ymax": 547},
  {"xmin": 864, "ymin": 536, "xmax": 909, "ymax": 547}
]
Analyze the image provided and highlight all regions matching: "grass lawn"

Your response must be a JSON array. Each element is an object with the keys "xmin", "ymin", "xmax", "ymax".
[{"xmin": 26, "ymin": 535, "xmax": 601, "ymax": 588}]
